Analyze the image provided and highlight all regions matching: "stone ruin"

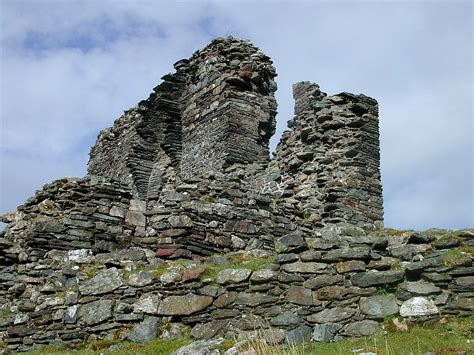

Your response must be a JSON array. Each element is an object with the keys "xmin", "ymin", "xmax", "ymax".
[{"xmin": 0, "ymin": 37, "xmax": 472, "ymax": 352}]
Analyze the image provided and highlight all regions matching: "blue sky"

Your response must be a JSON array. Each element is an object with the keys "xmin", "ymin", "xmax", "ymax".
[{"xmin": 0, "ymin": 0, "xmax": 472, "ymax": 230}]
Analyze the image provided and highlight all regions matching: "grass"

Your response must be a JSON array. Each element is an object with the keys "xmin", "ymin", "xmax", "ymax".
[
  {"xmin": 79, "ymin": 263, "xmax": 103, "ymax": 279},
  {"xmin": 443, "ymin": 248, "xmax": 471, "ymax": 267},
  {"xmin": 200, "ymin": 253, "xmax": 275, "ymax": 281},
  {"xmin": 0, "ymin": 309, "xmax": 14, "ymax": 319}
]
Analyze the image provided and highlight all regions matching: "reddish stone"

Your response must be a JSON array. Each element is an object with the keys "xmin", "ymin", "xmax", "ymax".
[
  {"xmin": 205, "ymin": 234, "xmax": 232, "ymax": 247},
  {"xmin": 155, "ymin": 248, "xmax": 177, "ymax": 257},
  {"xmin": 224, "ymin": 220, "xmax": 257, "ymax": 234},
  {"xmin": 182, "ymin": 268, "xmax": 205, "ymax": 282},
  {"xmin": 287, "ymin": 286, "xmax": 313, "ymax": 306}
]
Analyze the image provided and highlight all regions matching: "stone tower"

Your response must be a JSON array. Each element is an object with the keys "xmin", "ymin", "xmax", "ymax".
[{"xmin": 87, "ymin": 37, "xmax": 278, "ymax": 198}]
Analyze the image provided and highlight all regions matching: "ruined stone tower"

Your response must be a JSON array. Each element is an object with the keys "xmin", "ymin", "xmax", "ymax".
[
  {"xmin": 87, "ymin": 36, "xmax": 383, "ymax": 231},
  {"xmin": 5, "ymin": 38, "xmax": 471, "ymax": 353},
  {"xmin": 88, "ymin": 37, "xmax": 278, "ymax": 199}
]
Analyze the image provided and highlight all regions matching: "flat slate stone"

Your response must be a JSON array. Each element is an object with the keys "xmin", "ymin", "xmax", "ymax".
[
  {"xmin": 128, "ymin": 271, "xmax": 155, "ymax": 287},
  {"xmin": 360, "ymin": 295, "xmax": 399, "ymax": 319},
  {"xmin": 133, "ymin": 294, "xmax": 161, "ymax": 315},
  {"xmin": 78, "ymin": 299, "xmax": 114, "ymax": 325},
  {"xmin": 128, "ymin": 317, "xmax": 160, "ymax": 343},
  {"xmin": 351, "ymin": 270, "xmax": 404, "ymax": 287},
  {"xmin": 158, "ymin": 294, "xmax": 213, "ymax": 315},
  {"xmin": 312, "ymin": 323, "xmax": 342, "ymax": 341},
  {"xmin": 280, "ymin": 261, "xmax": 327, "ymax": 273},
  {"xmin": 307, "ymin": 307, "xmax": 356, "ymax": 323},
  {"xmin": 287, "ymin": 286, "xmax": 313, "ymax": 305},
  {"xmin": 285, "ymin": 325, "xmax": 312, "ymax": 345},
  {"xmin": 401, "ymin": 281, "xmax": 441, "ymax": 295},
  {"xmin": 217, "ymin": 269, "xmax": 251, "ymax": 284},
  {"xmin": 79, "ymin": 267, "xmax": 125, "ymax": 295},
  {"xmin": 345, "ymin": 320, "xmax": 379, "ymax": 336}
]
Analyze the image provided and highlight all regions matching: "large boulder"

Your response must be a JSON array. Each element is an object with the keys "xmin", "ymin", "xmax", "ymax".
[{"xmin": 400, "ymin": 297, "xmax": 439, "ymax": 317}]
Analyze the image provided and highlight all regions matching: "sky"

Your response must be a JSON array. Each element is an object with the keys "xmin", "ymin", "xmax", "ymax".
[{"xmin": 0, "ymin": 0, "xmax": 472, "ymax": 230}]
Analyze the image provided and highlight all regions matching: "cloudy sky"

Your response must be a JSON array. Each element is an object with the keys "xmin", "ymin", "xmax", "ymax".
[{"xmin": 0, "ymin": 0, "xmax": 472, "ymax": 230}]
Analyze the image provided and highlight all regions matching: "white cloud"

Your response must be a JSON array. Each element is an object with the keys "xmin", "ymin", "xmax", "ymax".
[{"xmin": 0, "ymin": 0, "xmax": 472, "ymax": 230}]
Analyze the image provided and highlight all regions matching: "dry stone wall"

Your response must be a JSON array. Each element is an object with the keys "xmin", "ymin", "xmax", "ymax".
[
  {"xmin": 2, "ymin": 36, "xmax": 469, "ymax": 352},
  {"xmin": 0, "ymin": 209, "xmax": 472, "ymax": 352},
  {"xmin": 267, "ymin": 82, "xmax": 383, "ymax": 229}
]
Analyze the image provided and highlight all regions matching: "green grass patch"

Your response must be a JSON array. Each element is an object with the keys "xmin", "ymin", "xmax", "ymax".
[
  {"xmin": 0, "ymin": 309, "xmax": 14, "ymax": 319},
  {"xmin": 200, "ymin": 254, "xmax": 275, "ymax": 281},
  {"xmin": 444, "ymin": 248, "xmax": 469, "ymax": 267},
  {"xmin": 79, "ymin": 263, "xmax": 103, "ymax": 280}
]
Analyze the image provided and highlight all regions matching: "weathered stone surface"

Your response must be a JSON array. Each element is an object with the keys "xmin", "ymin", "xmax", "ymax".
[
  {"xmin": 168, "ymin": 215, "xmax": 194, "ymax": 228},
  {"xmin": 345, "ymin": 320, "xmax": 379, "ymax": 336},
  {"xmin": 336, "ymin": 260, "xmax": 366, "ymax": 273},
  {"xmin": 65, "ymin": 249, "xmax": 93, "ymax": 264},
  {"xmin": 275, "ymin": 232, "xmax": 307, "ymax": 253},
  {"xmin": 352, "ymin": 270, "xmax": 404, "ymax": 287},
  {"xmin": 158, "ymin": 294, "xmax": 213, "ymax": 315},
  {"xmin": 174, "ymin": 338, "xmax": 223, "ymax": 355},
  {"xmin": 433, "ymin": 236, "xmax": 459, "ymax": 249},
  {"xmin": 312, "ymin": 323, "xmax": 342, "ymax": 342},
  {"xmin": 235, "ymin": 292, "xmax": 277, "ymax": 306},
  {"xmin": 78, "ymin": 299, "xmax": 114, "ymax": 325},
  {"xmin": 400, "ymin": 297, "xmax": 439, "ymax": 317},
  {"xmin": 303, "ymin": 274, "xmax": 343, "ymax": 289},
  {"xmin": 217, "ymin": 269, "xmax": 252, "ymax": 284},
  {"xmin": 407, "ymin": 233, "xmax": 435, "ymax": 244},
  {"xmin": 126, "ymin": 211, "xmax": 146, "ymax": 227},
  {"xmin": 250, "ymin": 269, "xmax": 278, "ymax": 282},
  {"xmin": 323, "ymin": 247, "xmax": 371, "ymax": 262},
  {"xmin": 191, "ymin": 320, "xmax": 228, "ymax": 340},
  {"xmin": 133, "ymin": 294, "xmax": 161, "ymax": 315},
  {"xmin": 79, "ymin": 267, "xmax": 125, "ymax": 295},
  {"xmin": 287, "ymin": 286, "xmax": 313, "ymax": 305},
  {"xmin": 401, "ymin": 281, "xmax": 441, "ymax": 296},
  {"xmin": 360, "ymin": 295, "xmax": 399, "ymax": 319},
  {"xmin": 128, "ymin": 317, "xmax": 160, "ymax": 343},
  {"xmin": 128, "ymin": 271, "xmax": 156, "ymax": 287},
  {"xmin": 307, "ymin": 307, "xmax": 356, "ymax": 323},
  {"xmin": 285, "ymin": 325, "xmax": 312, "ymax": 345},
  {"xmin": 280, "ymin": 261, "xmax": 327, "ymax": 273},
  {"xmin": 214, "ymin": 292, "xmax": 238, "ymax": 308},
  {"xmin": 271, "ymin": 311, "xmax": 301, "ymax": 327},
  {"xmin": 64, "ymin": 305, "xmax": 79, "ymax": 324},
  {"xmin": 450, "ymin": 276, "xmax": 474, "ymax": 291},
  {"xmin": 313, "ymin": 286, "xmax": 343, "ymax": 301}
]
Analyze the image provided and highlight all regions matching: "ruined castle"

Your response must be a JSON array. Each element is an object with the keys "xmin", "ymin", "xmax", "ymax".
[{"xmin": 0, "ymin": 37, "xmax": 471, "ymax": 352}]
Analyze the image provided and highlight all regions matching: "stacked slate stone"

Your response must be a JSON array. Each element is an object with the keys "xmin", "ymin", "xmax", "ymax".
[
  {"xmin": 0, "ymin": 176, "xmax": 142, "ymax": 260},
  {"xmin": 144, "ymin": 166, "xmax": 297, "ymax": 258},
  {"xmin": 88, "ymin": 37, "xmax": 278, "ymax": 199},
  {"xmin": 268, "ymin": 81, "xmax": 383, "ymax": 229},
  {"xmin": 4, "ymin": 36, "xmax": 456, "ymax": 352},
  {"xmin": 0, "ymin": 215, "xmax": 472, "ymax": 351},
  {"xmin": 179, "ymin": 37, "xmax": 278, "ymax": 179},
  {"xmin": 88, "ymin": 71, "xmax": 186, "ymax": 199}
]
